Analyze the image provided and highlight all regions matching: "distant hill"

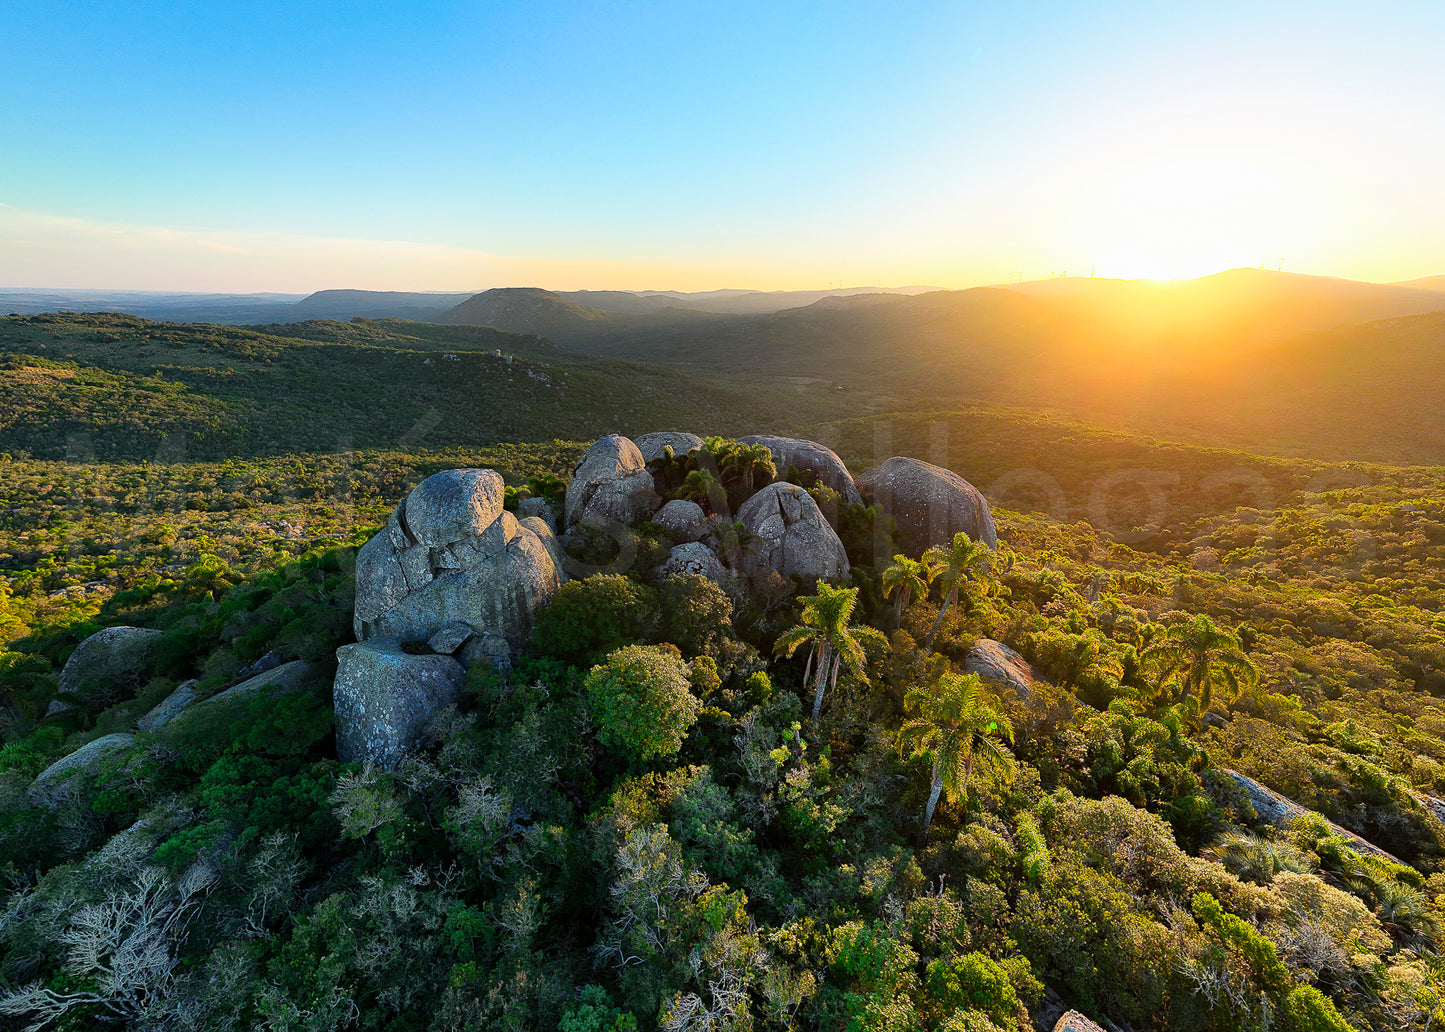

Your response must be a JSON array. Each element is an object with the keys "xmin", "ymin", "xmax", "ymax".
[
  {"xmin": 631, "ymin": 285, "xmax": 940, "ymax": 314},
  {"xmin": 459, "ymin": 270, "xmax": 1445, "ymax": 464},
  {"xmin": 431, "ymin": 287, "xmax": 622, "ymax": 338},
  {"xmin": 998, "ymin": 268, "xmax": 1445, "ymax": 346},
  {"xmin": 1394, "ymin": 275, "xmax": 1445, "ymax": 293},
  {"xmin": 0, "ymin": 289, "xmax": 305, "ymax": 323},
  {"xmin": 288, "ymin": 289, "xmax": 473, "ymax": 322}
]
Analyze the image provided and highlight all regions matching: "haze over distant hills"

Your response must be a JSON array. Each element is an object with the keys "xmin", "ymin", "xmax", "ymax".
[
  {"xmin": 5, "ymin": 268, "xmax": 1444, "ymax": 462},
  {"xmin": 0, "ymin": 283, "xmax": 938, "ymax": 325}
]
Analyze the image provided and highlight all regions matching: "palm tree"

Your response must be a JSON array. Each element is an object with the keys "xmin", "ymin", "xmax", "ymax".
[
  {"xmin": 703, "ymin": 516, "xmax": 756, "ymax": 569},
  {"xmin": 881, "ymin": 554, "xmax": 933, "ymax": 623},
  {"xmin": 1203, "ymin": 831, "xmax": 1309, "ymax": 885},
  {"xmin": 725, "ymin": 441, "xmax": 776, "ymax": 498},
  {"xmin": 676, "ymin": 468, "xmax": 727, "ymax": 514},
  {"xmin": 1140, "ymin": 614, "xmax": 1259, "ymax": 710},
  {"xmin": 773, "ymin": 582, "xmax": 868, "ymax": 723},
  {"xmin": 922, "ymin": 532, "xmax": 993, "ymax": 644},
  {"xmin": 897, "ymin": 672, "xmax": 1014, "ymax": 834}
]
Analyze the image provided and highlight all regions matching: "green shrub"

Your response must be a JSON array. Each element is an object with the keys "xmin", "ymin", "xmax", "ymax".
[
  {"xmin": 586, "ymin": 644, "xmax": 701, "ymax": 764},
  {"xmin": 532, "ymin": 574, "xmax": 660, "ymax": 666}
]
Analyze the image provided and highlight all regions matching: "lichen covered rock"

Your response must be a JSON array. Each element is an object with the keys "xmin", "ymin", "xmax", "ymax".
[
  {"xmin": 564, "ymin": 435, "xmax": 658, "ymax": 530},
  {"xmin": 736, "ymin": 483, "xmax": 850, "ymax": 583},
  {"xmin": 354, "ymin": 469, "xmax": 563, "ymax": 658},
  {"xmin": 334, "ymin": 641, "xmax": 466, "ymax": 768},
  {"xmin": 28, "ymin": 733, "xmax": 135, "ymax": 807},
  {"xmin": 58, "ymin": 626, "xmax": 164, "ymax": 707},
  {"xmin": 635, "ymin": 431, "xmax": 704, "ymax": 465},
  {"xmin": 738, "ymin": 435, "xmax": 862, "ymax": 506},
  {"xmin": 656, "ymin": 541, "xmax": 727, "ymax": 585},
  {"xmin": 857, "ymin": 456, "xmax": 997, "ymax": 556},
  {"xmin": 965, "ymin": 639, "xmax": 1043, "ymax": 701},
  {"xmin": 653, "ymin": 499, "xmax": 707, "ymax": 542}
]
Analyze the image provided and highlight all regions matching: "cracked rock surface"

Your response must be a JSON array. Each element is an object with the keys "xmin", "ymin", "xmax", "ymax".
[
  {"xmin": 564, "ymin": 435, "xmax": 658, "ymax": 530},
  {"xmin": 354, "ymin": 468, "xmax": 563, "ymax": 656},
  {"xmin": 736, "ymin": 482, "xmax": 850, "ymax": 583},
  {"xmin": 656, "ymin": 541, "xmax": 728, "ymax": 585},
  {"xmin": 857, "ymin": 456, "xmax": 997, "ymax": 555}
]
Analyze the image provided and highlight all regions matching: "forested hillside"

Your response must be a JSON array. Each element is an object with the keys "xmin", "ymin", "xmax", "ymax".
[
  {"xmin": 2, "ymin": 388, "xmax": 1445, "ymax": 1029},
  {"xmin": 0, "ymin": 314, "xmax": 848, "ymax": 462}
]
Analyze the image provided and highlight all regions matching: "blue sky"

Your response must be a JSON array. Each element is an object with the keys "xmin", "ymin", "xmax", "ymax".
[{"xmin": 2, "ymin": 0, "xmax": 1442, "ymax": 291}]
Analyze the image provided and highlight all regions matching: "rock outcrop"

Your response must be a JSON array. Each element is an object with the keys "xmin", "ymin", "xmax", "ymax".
[
  {"xmin": 736, "ymin": 483, "xmax": 850, "ymax": 583},
  {"xmin": 738, "ymin": 435, "xmax": 862, "ymax": 506},
  {"xmin": 519, "ymin": 515, "xmax": 566, "ymax": 576},
  {"xmin": 58, "ymin": 626, "xmax": 164, "ymax": 706},
  {"xmin": 28, "ymin": 733, "xmax": 135, "ymax": 807},
  {"xmin": 137, "ymin": 680, "xmax": 199, "ymax": 732},
  {"xmin": 1054, "ymin": 1011, "xmax": 1109, "ymax": 1032},
  {"xmin": 1219, "ymin": 769, "xmax": 1405, "ymax": 864},
  {"xmin": 334, "ymin": 641, "xmax": 466, "ymax": 768},
  {"xmin": 564, "ymin": 435, "xmax": 658, "ymax": 530},
  {"xmin": 656, "ymin": 542, "xmax": 728, "ymax": 585},
  {"xmin": 354, "ymin": 469, "xmax": 563, "ymax": 657},
  {"xmin": 653, "ymin": 499, "xmax": 707, "ymax": 542},
  {"xmin": 965, "ymin": 639, "xmax": 1043, "ymax": 701},
  {"xmin": 518, "ymin": 496, "xmax": 558, "ymax": 533},
  {"xmin": 636, "ymin": 431, "xmax": 704, "ymax": 465},
  {"xmin": 212, "ymin": 661, "xmax": 313, "ymax": 705},
  {"xmin": 857, "ymin": 456, "xmax": 997, "ymax": 555}
]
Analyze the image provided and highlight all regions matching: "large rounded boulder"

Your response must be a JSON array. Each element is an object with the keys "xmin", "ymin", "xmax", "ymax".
[
  {"xmin": 736, "ymin": 483, "xmax": 850, "ymax": 583},
  {"xmin": 635, "ymin": 431, "xmax": 704, "ymax": 465},
  {"xmin": 738, "ymin": 435, "xmax": 862, "ymax": 507},
  {"xmin": 334, "ymin": 642, "xmax": 466, "ymax": 768},
  {"xmin": 964, "ymin": 640, "xmax": 1043, "ymax": 702},
  {"xmin": 58, "ymin": 626, "xmax": 164, "ymax": 708},
  {"xmin": 653, "ymin": 499, "xmax": 707, "ymax": 542},
  {"xmin": 354, "ymin": 469, "xmax": 563, "ymax": 656},
  {"xmin": 564, "ymin": 435, "xmax": 659, "ymax": 530},
  {"xmin": 857, "ymin": 456, "xmax": 997, "ymax": 556}
]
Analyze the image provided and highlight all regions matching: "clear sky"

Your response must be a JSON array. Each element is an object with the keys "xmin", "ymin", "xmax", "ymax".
[{"xmin": 2, "ymin": 0, "xmax": 1442, "ymax": 292}]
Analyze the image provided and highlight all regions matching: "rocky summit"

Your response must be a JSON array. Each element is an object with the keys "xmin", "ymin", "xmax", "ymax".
[{"xmin": 353, "ymin": 468, "xmax": 563, "ymax": 657}]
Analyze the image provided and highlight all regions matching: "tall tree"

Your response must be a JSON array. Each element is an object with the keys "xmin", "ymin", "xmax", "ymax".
[
  {"xmin": 773, "ymin": 582, "xmax": 868, "ymax": 723},
  {"xmin": 880, "ymin": 554, "xmax": 933, "ymax": 623},
  {"xmin": 897, "ymin": 672, "xmax": 1014, "ymax": 834},
  {"xmin": 1140, "ymin": 614, "xmax": 1259, "ymax": 710},
  {"xmin": 922, "ymin": 532, "xmax": 993, "ymax": 644},
  {"xmin": 895, "ymin": 670, "xmax": 1011, "ymax": 832}
]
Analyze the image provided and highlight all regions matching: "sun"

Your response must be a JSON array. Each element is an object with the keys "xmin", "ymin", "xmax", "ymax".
[{"xmin": 1064, "ymin": 154, "xmax": 1310, "ymax": 281}]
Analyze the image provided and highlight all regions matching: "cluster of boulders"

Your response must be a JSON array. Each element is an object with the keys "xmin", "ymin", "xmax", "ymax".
[
  {"xmin": 28, "ymin": 629, "xmax": 314, "ymax": 807},
  {"xmin": 38, "ymin": 431, "xmax": 1004, "ymax": 773},
  {"xmin": 328, "ymin": 430, "xmax": 1005, "ymax": 766},
  {"xmin": 338, "ymin": 468, "xmax": 566, "ymax": 766}
]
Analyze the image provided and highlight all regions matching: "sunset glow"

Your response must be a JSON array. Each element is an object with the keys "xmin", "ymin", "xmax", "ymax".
[{"xmin": 0, "ymin": 1, "xmax": 1441, "ymax": 291}]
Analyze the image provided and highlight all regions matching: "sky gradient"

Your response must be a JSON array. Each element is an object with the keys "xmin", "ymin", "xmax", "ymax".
[{"xmin": 2, "ymin": 0, "xmax": 1442, "ymax": 292}]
